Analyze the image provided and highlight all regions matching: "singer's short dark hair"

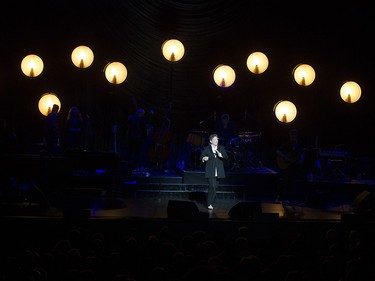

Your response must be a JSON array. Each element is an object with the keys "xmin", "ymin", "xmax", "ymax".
[{"xmin": 209, "ymin": 134, "xmax": 218, "ymax": 141}]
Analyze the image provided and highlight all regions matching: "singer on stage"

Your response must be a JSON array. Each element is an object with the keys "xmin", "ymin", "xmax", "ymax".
[{"xmin": 200, "ymin": 134, "xmax": 228, "ymax": 210}]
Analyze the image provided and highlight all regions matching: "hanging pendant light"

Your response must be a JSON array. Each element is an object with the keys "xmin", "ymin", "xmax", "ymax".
[
  {"xmin": 104, "ymin": 62, "xmax": 128, "ymax": 84},
  {"xmin": 21, "ymin": 54, "xmax": 44, "ymax": 77},
  {"xmin": 246, "ymin": 51, "xmax": 269, "ymax": 74},
  {"xmin": 38, "ymin": 92, "xmax": 61, "ymax": 116},
  {"xmin": 340, "ymin": 81, "xmax": 361, "ymax": 103},
  {"xmin": 71, "ymin": 45, "xmax": 94, "ymax": 68},
  {"xmin": 213, "ymin": 64, "xmax": 236, "ymax": 88},
  {"xmin": 161, "ymin": 39, "xmax": 185, "ymax": 62},
  {"xmin": 293, "ymin": 63, "xmax": 316, "ymax": 86},
  {"xmin": 273, "ymin": 100, "xmax": 297, "ymax": 124}
]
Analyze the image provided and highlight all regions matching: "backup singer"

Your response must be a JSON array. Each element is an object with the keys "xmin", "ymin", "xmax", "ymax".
[{"xmin": 200, "ymin": 134, "xmax": 228, "ymax": 210}]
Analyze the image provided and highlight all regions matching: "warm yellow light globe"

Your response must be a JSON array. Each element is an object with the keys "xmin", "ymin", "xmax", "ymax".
[
  {"xmin": 340, "ymin": 81, "xmax": 361, "ymax": 103},
  {"xmin": 38, "ymin": 93, "xmax": 61, "ymax": 116},
  {"xmin": 21, "ymin": 54, "xmax": 44, "ymax": 77},
  {"xmin": 293, "ymin": 64, "xmax": 316, "ymax": 86},
  {"xmin": 104, "ymin": 62, "xmax": 128, "ymax": 84},
  {"xmin": 213, "ymin": 64, "xmax": 236, "ymax": 88},
  {"xmin": 246, "ymin": 51, "xmax": 269, "ymax": 74},
  {"xmin": 273, "ymin": 100, "xmax": 297, "ymax": 124},
  {"xmin": 71, "ymin": 45, "xmax": 94, "ymax": 68},
  {"xmin": 161, "ymin": 39, "xmax": 185, "ymax": 62}
]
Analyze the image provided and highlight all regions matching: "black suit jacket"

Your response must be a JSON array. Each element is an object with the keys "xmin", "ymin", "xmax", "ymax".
[{"xmin": 200, "ymin": 144, "xmax": 228, "ymax": 178}]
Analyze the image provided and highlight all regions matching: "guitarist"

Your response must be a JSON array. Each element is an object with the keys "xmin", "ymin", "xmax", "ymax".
[
  {"xmin": 275, "ymin": 128, "xmax": 305, "ymax": 199},
  {"xmin": 276, "ymin": 129, "xmax": 304, "ymax": 175}
]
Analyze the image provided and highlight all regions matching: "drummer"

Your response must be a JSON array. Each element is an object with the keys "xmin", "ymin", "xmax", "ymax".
[{"xmin": 214, "ymin": 113, "xmax": 237, "ymax": 146}]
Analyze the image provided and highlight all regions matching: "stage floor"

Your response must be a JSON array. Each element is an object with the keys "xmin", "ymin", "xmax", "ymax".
[
  {"xmin": 0, "ymin": 194, "xmax": 356, "ymax": 222},
  {"xmin": 2, "ymin": 166, "xmax": 374, "ymax": 223},
  {"xmin": 1, "ymin": 173, "xmax": 374, "ymax": 222}
]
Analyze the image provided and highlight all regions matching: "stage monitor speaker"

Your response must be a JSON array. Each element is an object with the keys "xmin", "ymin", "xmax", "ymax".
[
  {"xmin": 27, "ymin": 184, "xmax": 50, "ymax": 209},
  {"xmin": 228, "ymin": 202, "xmax": 262, "ymax": 219},
  {"xmin": 167, "ymin": 200, "xmax": 202, "ymax": 220},
  {"xmin": 352, "ymin": 190, "xmax": 374, "ymax": 214},
  {"xmin": 63, "ymin": 208, "xmax": 91, "ymax": 220}
]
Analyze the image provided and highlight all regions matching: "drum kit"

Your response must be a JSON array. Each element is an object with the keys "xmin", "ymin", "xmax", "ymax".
[
  {"xmin": 226, "ymin": 132, "xmax": 262, "ymax": 170},
  {"xmin": 186, "ymin": 130, "xmax": 261, "ymax": 170}
]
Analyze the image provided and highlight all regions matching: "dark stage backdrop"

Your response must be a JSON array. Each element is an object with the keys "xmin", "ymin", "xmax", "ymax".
[{"xmin": 0, "ymin": 1, "xmax": 373, "ymax": 169}]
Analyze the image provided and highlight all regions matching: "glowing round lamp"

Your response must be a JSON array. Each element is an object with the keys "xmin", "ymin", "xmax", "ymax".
[
  {"xmin": 273, "ymin": 100, "xmax": 297, "ymax": 124},
  {"xmin": 246, "ymin": 51, "xmax": 269, "ymax": 74},
  {"xmin": 293, "ymin": 64, "xmax": 316, "ymax": 86},
  {"xmin": 104, "ymin": 62, "xmax": 128, "ymax": 84},
  {"xmin": 161, "ymin": 39, "xmax": 185, "ymax": 62},
  {"xmin": 38, "ymin": 93, "xmax": 61, "ymax": 116},
  {"xmin": 71, "ymin": 45, "xmax": 94, "ymax": 68},
  {"xmin": 213, "ymin": 64, "xmax": 236, "ymax": 88},
  {"xmin": 340, "ymin": 81, "xmax": 361, "ymax": 103},
  {"xmin": 21, "ymin": 54, "xmax": 44, "ymax": 77}
]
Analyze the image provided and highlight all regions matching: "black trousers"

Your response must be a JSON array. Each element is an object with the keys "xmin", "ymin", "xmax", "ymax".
[{"xmin": 207, "ymin": 177, "xmax": 219, "ymax": 206}]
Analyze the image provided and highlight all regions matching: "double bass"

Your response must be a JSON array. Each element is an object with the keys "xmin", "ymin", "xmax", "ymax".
[{"xmin": 149, "ymin": 116, "xmax": 171, "ymax": 169}]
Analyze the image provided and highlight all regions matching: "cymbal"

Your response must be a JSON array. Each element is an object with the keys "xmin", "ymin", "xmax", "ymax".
[
  {"xmin": 189, "ymin": 130, "xmax": 209, "ymax": 135},
  {"xmin": 239, "ymin": 132, "xmax": 260, "ymax": 138}
]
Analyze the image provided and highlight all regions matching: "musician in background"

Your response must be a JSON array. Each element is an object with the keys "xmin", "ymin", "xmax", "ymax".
[
  {"xmin": 277, "ymin": 129, "xmax": 324, "ymax": 180},
  {"xmin": 149, "ymin": 116, "xmax": 171, "ymax": 171},
  {"xmin": 126, "ymin": 108, "xmax": 147, "ymax": 171},
  {"xmin": 65, "ymin": 106, "xmax": 84, "ymax": 151},
  {"xmin": 275, "ymin": 128, "xmax": 306, "ymax": 198},
  {"xmin": 44, "ymin": 104, "xmax": 61, "ymax": 154},
  {"xmin": 214, "ymin": 113, "xmax": 237, "ymax": 145},
  {"xmin": 276, "ymin": 128, "xmax": 304, "ymax": 173}
]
